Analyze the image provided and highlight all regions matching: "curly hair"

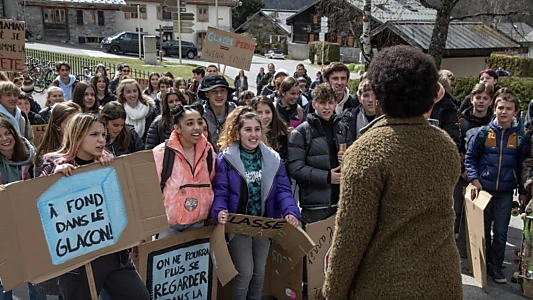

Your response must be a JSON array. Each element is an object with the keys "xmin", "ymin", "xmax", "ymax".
[
  {"xmin": 367, "ymin": 45, "xmax": 438, "ymax": 118},
  {"xmin": 218, "ymin": 106, "xmax": 269, "ymax": 150},
  {"xmin": 311, "ymin": 83, "xmax": 336, "ymax": 103}
]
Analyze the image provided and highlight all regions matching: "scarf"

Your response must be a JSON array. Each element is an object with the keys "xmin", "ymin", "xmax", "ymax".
[
  {"xmin": 0, "ymin": 104, "xmax": 21, "ymax": 134},
  {"xmin": 124, "ymin": 101, "xmax": 149, "ymax": 137}
]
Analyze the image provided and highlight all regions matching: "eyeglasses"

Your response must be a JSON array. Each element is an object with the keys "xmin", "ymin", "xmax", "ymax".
[{"xmin": 122, "ymin": 69, "xmax": 130, "ymax": 73}]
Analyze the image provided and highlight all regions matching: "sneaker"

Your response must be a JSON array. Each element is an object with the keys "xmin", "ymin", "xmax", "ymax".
[{"xmin": 490, "ymin": 268, "xmax": 507, "ymax": 284}]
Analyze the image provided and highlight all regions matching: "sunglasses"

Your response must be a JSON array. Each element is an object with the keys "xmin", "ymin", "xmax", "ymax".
[{"xmin": 122, "ymin": 69, "xmax": 130, "ymax": 73}]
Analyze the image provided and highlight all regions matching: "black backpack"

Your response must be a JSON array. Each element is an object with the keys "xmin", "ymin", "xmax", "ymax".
[{"xmin": 159, "ymin": 141, "xmax": 213, "ymax": 192}]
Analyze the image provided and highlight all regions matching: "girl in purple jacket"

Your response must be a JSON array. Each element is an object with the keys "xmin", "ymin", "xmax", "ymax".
[{"xmin": 211, "ymin": 106, "xmax": 300, "ymax": 300}]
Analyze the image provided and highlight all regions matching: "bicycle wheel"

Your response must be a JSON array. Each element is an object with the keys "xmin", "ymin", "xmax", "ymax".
[
  {"xmin": 34, "ymin": 79, "xmax": 46, "ymax": 93},
  {"xmin": 76, "ymin": 74, "xmax": 90, "ymax": 81}
]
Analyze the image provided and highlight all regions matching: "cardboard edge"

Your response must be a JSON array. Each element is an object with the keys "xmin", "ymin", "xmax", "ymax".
[{"xmin": 210, "ymin": 225, "xmax": 237, "ymax": 286}]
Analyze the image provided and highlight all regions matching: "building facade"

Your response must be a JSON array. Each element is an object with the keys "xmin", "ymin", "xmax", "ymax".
[
  {"xmin": 5, "ymin": 0, "xmax": 124, "ymax": 44},
  {"xmin": 115, "ymin": 0, "xmax": 236, "ymax": 51}
]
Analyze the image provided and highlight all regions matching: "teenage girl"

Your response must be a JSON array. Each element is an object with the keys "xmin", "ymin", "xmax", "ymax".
[
  {"xmin": 153, "ymin": 103, "xmax": 215, "ymax": 236},
  {"xmin": 145, "ymin": 88, "xmax": 187, "ymax": 150},
  {"xmin": 211, "ymin": 106, "xmax": 300, "ymax": 300},
  {"xmin": 71, "ymin": 81, "xmax": 99, "ymax": 114},
  {"xmin": 39, "ymin": 86, "xmax": 65, "ymax": 123},
  {"xmin": 40, "ymin": 114, "xmax": 149, "ymax": 300},
  {"xmin": 0, "ymin": 117, "xmax": 35, "ymax": 299},
  {"xmin": 276, "ymin": 77, "xmax": 304, "ymax": 128},
  {"xmin": 116, "ymin": 78, "xmax": 156, "ymax": 141},
  {"xmin": 174, "ymin": 77, "xmax": 187, "ymax": 90},
  {"xmin": 100, "ymin": 101, "xmax": 145, "ymax": 157},
  {"xmin": 92, "ymin": 73, "xmax": 116, "ymax": 106},
  {"xmin": 252, "ymin": 96, "xmax": 289, "ymax": 161},
  {"xmin": 143, "ymin": 72, "xmax": 160, "ymax": 101}
]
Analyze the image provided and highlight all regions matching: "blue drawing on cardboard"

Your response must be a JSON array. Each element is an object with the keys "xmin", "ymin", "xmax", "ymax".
[{"xmin": 37, "ymin": 167, "xmax": 128, "ymax": 265}]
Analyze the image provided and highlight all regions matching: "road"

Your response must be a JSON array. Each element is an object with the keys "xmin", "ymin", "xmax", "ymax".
[
  {"xmin": 25, "ymin": 41, "xmax": 324, "ymax": 94},
  {"xmin": 20, "ymin": 41, "xmax": 531, "ymax": 300}
]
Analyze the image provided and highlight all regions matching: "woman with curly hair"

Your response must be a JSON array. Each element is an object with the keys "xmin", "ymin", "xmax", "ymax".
[
  {"xmin": 210, "ymin": 106, "xmax": 300, "ymax": 300},
  {"xmin": 323, "ymin": 45, "xmax": 462, "ymax": 299}
]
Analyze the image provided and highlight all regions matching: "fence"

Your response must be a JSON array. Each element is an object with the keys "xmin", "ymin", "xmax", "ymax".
[{"xmin": 25, "ymin": 49, "xmax": 150, "ymax": 79}]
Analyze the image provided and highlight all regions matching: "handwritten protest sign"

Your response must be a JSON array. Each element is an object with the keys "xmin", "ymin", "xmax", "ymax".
[
  {"xmin": 202, "ymin": 27, "xmax": 255, "ymax": 71},
  {"xmin": 0, "ymin": 151, "xmax": 168, "ymax": 290},
  {"xmin": 138, "ymin": 226, "xmax": 235, "ymax": 300},
  {"xmin": 0, "ymin": 19, "xmax": 25, "ymax": 72},
  {"xmin": 37, "ymin": 167, "xmax": 128, "ymax": 265},
  {"xmin": 31, "ymin": 125, "xmax": 47, "ymax": 149},
  {"xmin": 225, "ymin": 214, "xmax": 315, "ymax": 276},
  {"xmin": 305, "ymin": 215, "xmax": 335, "ymax": 299},
  {"xmin": 263, "ymin": 242, "xmax": 303, "ymax": 300}
]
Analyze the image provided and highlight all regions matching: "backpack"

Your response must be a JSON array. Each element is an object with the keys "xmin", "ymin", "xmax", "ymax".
[
  {"xmin": 474, "ymin": 125, "xmax": 524, "ymax": 158},
  {"xmin": 159, "ymin": 141, "xmax": 213, "ymax": 192}
]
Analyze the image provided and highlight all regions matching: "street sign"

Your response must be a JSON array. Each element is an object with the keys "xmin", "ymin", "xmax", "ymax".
[
  {"xmin": 172, "ymin": 26, "xmax": 195, "ymax": 34},
  {"xmin": 164, "ymin": 6, "xmax": 186, "ymax": 12},
  {"xmin": 320, "ymin": 16, "xmax": 328, "ymax": 24},
  {"xmin": 319, "ymin": 32, "xmax": 325, "ymax": 42},
  {"xmin": 164, "ymin": 0, "xmax": 187, "ymax": 6},
  {"xmin": 173, "ymin": 20, "xmax": 194, "ymax": 28},
  {"xmin": 173, "ymin": 12, "xmax": 194, "ymax": 21},
  {"xmin": 119, "ymin": 6, "xmax": 137, "ymax": 13}
]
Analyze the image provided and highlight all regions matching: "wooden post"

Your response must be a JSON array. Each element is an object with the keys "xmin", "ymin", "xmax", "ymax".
[{"xmin": 85, "ymin": 263, "xmax": 98, "ymax": 300}]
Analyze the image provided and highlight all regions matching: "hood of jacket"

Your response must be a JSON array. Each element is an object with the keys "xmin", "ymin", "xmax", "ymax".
[
  {"xmin": 2, "ymin": 137, "xmax": 35, "ymax": 166},
  {"xmin": 0, "ymin": 137, "xmax": 35, "ymax": 184},
  {"xmin": 461, "ymin": 107, "xmax": 494, "ymax": 126},
  {"xmin": 55, "ymin": 74, "xmax": 77, "ymax": 87},
  {"xmin": 221, "ymin": 141, "xmax": 281, "ymax": 211}
]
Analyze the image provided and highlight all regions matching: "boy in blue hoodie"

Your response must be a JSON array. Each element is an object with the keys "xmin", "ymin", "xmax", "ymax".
[
  {"xmin": 465, "ymin": 88, "xmax": 529, "ymax": 284},
  {"xmin": 52, "ymin": 61, "xmax": 79, "ymax": 101}
]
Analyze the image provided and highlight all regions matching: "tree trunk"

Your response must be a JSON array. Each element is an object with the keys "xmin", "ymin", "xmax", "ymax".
[
  {"xmin": 361, "ymin": 0, "xmax": 373, "ymax": 70},
  {"xmin": 427, "ymin": 1, "xmax": 454, "ymax": 68}
]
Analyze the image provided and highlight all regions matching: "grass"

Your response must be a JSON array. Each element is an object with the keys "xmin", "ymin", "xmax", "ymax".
[{"xmin": 25, "ymin": 49, "xmax": 234, "ymax": 84}]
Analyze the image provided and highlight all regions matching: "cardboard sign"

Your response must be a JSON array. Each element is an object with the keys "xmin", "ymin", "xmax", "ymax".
[
  {"xmin": 263, "ymin": 242, "xmax": 303, "ymax": 300},
  {"xmin": 31, "ymin": 124, "xmax": 47, "ymax": 148},
  {"xmin": 0, "ymin": 151, "xmax": 169, "ymax": 290},
  {"xmin": 305, "ymin": 215, "xmax": 335, "ymax": 299},
  {"xmin": 465, "ymin": 185, "xmax": 492, "ymax": 289},
  {"xmin": 201, "ymin": 27, "xmax": 255, "ymax": 71},
  {"xmin": 0, "ymin": 19, "xmax": 26, "ymax": 72},
  {"xmin": 225, "ymin": 214, "xmax": 315, "ymax": 276},
  {"xmin": 137, "ymin": 226, "xmax": 236, "ymax": 300}
]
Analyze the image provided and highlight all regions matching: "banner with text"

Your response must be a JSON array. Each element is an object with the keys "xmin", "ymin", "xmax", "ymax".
[
  {"xmin": 31, "ymin": 124, "xmax": 47, "ymax": 150},
  {"xmin": 0, "ymin": 19, "xmax": 25, "ymax": 72},
  {"xmin": 305, "ymin": 215, "xmax": 335, "ymax": 299},
  {"xmin": 201, "ymin": 27, "xmax": 255, "ymax": 71},
  {"xmin": 0, "ymin": 151, "xmax": 168, "ymax": 290}
]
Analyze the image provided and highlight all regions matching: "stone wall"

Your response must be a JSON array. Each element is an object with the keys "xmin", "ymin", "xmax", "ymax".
[
  {"xmin": 22, "ymin": 6, "xmax": 44, "ymax": 38},
  {"xmin": 288, "ymin": 42, "xmax": 309, "ymax": 60},
  {"xmin": 67, "ymin": 9, "xmax": 117, "ymax": 43}
]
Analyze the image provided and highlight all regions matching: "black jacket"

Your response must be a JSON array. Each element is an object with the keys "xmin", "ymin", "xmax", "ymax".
[
  {"xmin": 293, "ymin": 72, "xmax": 312, "ymax": 86},
  {"xmin": 458, "ymin": 107, "xmax": 493, "ymax": 154},
  {"xmin": 27, "ymin": 111, "xmax": 46, "ymax": 125},
  {"xmin": 305, "ymin": 93, "xmax": 359, "ymax": 116},
  {"xmin": 287, "ymin": 114, "xmax": 353, "ymax": 209},
  {"xmin": 98, "ymin": 93, "xmax": 117, "ymax": 106},
  {"xmin": 109, "ymin": 77, "xmax": 120, "ymax": 95},
  {"xmin": 430, "ymin": 93, "xmax": 460, "ymax": 150},
  {"xmin": 459, "ymin": 85, "xmax": 501, "ymax": 112},
  {"xmin": 39, "ymin": 106, "xmax": 52, "ymax": 123},
  {"xmin": 106, "ymin": 126, "xmax": 145, "ymax": 157},
  {"xmin": 145, "ymin": 115, "xmax": 172, "ymax": 150}
]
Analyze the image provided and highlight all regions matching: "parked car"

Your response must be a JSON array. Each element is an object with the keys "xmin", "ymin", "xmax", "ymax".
[
  {"xmin": 265, "ymin": 49, "xmax": 284, "ymax": 59},
  {"xmin": 160, "ymin": 40, "xmax": 198, "ymax": 59},
  {"xmin": 101, "ymin": 32, "xmax": 160, "ymax": 55}
]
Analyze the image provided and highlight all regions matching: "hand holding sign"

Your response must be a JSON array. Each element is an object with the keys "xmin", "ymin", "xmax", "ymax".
[
  {"xmin": 54, "ymin": 164, "xmax": 76, "ymax": 176},
  {"xmin": 285, "ymin": 214, "xmax": 299, "ymax": 228},
  {"xmin": 218, "ymin": 210, "xmax": 229, "ymax": 224}
]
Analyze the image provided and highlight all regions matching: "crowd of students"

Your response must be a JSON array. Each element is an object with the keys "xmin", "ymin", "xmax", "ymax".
[{"xmin": 1, "ymin": 45, "xmax": 533, "ymax": 299}]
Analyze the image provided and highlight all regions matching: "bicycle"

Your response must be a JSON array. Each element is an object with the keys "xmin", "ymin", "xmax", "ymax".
[{"xmin": 76, "ymin": 65, "xmax": 100, "ymax": 81}]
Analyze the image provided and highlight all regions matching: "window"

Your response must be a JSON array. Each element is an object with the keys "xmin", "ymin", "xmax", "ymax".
[
  {"xmin": 84, "ymin": 10, "xmax": 97, "ymax": 25},
  {"xmin": 158, "ymin": 5, "xmax": 172, "ymax": 20},
  {"xmin": 126, "ymin": 5, "xmax": 147, "ymax": 19},
  {"xmin": 197, "ymin": 6, "xmax": 208, "ymax": 22},
  {"xmin": 97, "ymin": 11, "xmax": 105, "ymax": 26},
  {"xmin": 197, "ymin": 32, "xmax": 206, "ymax": 50},
  {"xmin": 43, "ymin": 8, "xmax": 66, "ymax": 23}
]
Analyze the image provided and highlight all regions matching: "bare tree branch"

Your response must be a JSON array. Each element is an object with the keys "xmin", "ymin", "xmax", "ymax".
[
  {"xmin": 419, "ymin": 0, "xmax": 442, "ymax": 10},
  {"xmin": 451, "ymin": 10, "xmax": 520, "ymax": 20}
]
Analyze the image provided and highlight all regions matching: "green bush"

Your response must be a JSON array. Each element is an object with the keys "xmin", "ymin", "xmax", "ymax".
[
  {"xmin": 488, "ymin": 53, "xmax": 533, "ymax": 78},
  {"xmin": 349, "ymin": 76, "xmax": 533, "ymax": 112},
  {"xmin": 309, "ymin": 42, "xmax": 340, "ymax": 64}
]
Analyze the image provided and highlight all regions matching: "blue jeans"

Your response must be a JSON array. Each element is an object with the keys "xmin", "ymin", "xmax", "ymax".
[{"xmin": 484, "ymin": 190, "xmax": 514, "ymax": 272}]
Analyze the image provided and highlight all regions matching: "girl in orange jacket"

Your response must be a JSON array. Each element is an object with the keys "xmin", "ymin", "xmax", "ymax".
[{"xmin": 153, "ymin": 103, "xmax": 216, "ymax": 236}]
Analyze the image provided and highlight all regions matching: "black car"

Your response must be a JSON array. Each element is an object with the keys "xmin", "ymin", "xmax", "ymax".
[
  {"xmin": 160, "ymin": 40, "xmax": 197, "ymax": 59},
  {"xmin": 101, "ymin": 32, "xmax": 161, "ymax": 55}
]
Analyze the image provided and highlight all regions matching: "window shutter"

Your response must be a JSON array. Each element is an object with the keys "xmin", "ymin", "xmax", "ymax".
[
  {"xmin": 78, "ymin": 36, "xmax": 86, "ymax": 43},
  {"xmin": 125, "ymin": 12, "xmax": 130, "ymax": 19},
  {"xmin": 76, "ymin": 10, "xmax": 83, "ymax": 25},
  {"xmin": 157, "ymin": 5, "xmax": 161, "ymax": 20},
  {"xmin": 141, "ymin": 5, "xmax": 147, "ymax": 19},
  {"xmin": 97, "ymin": 11, "xmax": 105, "ymax": 25}
]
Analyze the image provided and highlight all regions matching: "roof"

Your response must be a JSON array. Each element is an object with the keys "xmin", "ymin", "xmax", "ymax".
[
  {"xmin": 28, "ymin": 0, "xmax": 126, "ymax": 5},
  {"xmin": 236, "ymin": 9, "xmax": 297, "ymax": 34},
  {"xmin": 348, "ymin": 0, "xmax": 436, "ymax": 23},
  {"xmin": 372, "ymin": 21, "xmax": 521, "ymax": 51},
  {"xmin": 493, "ymin": 22, "xmax": 533, "ymax": 44},
  {"xmin": 286, "ymin": 0, "xmax": 319, "ymax": 24}
]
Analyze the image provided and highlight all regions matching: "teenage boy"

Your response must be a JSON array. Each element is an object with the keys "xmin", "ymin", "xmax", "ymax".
[
  {"xmin": 287, "ymin": 83, "xmax": 352, "ymax": 297},
  {"xmin": 207, "ymin": 65, "xmax": 218, "ymax": 76},
  {"xmin": 459, "ymin": 69, "xmax": 501, "ymax": 112},
  {"xmin": 0, "ymin": 81, "xmax": 33, "ymax": 143},
  {"xmin": 189, "ymin": 66, "xmax": 205, "ymax": 93},
  {"xmin": 294, "ymin": 63, "xmax": 312, "ymax": 87},
  {"xmin": 52, "ymin": 61, "xmax": 79, "ymax": 101},
  {"xmin": 341, "ymin": 79, "xmax": 376, "ymax": 140},
  {"xmin": 154, "ymin": 76, "xmax": 174, "ymax": 115},
  {"xmin": 109, "ymin": 64, "xmax": 130, "ymax": 95},
  {"xmin": 199, "ymin": 75, "xmax": 236, "ymax": 149},
  {"xmin": 465, "ymin": 88, "xmax": 529, "ymax": 284}
]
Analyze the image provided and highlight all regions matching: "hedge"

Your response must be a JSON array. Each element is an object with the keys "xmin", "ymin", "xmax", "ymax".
[
  {"xmin": 348, "ymin": 76, "xmax": 533, "ymax": 112},
  {"xmin": 488, "ymin": 53, "xmax": 533, "ymax": 78},
  {"xmin": 309, "ymin": 42, "xmax": 340, "ymax": 64}
]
